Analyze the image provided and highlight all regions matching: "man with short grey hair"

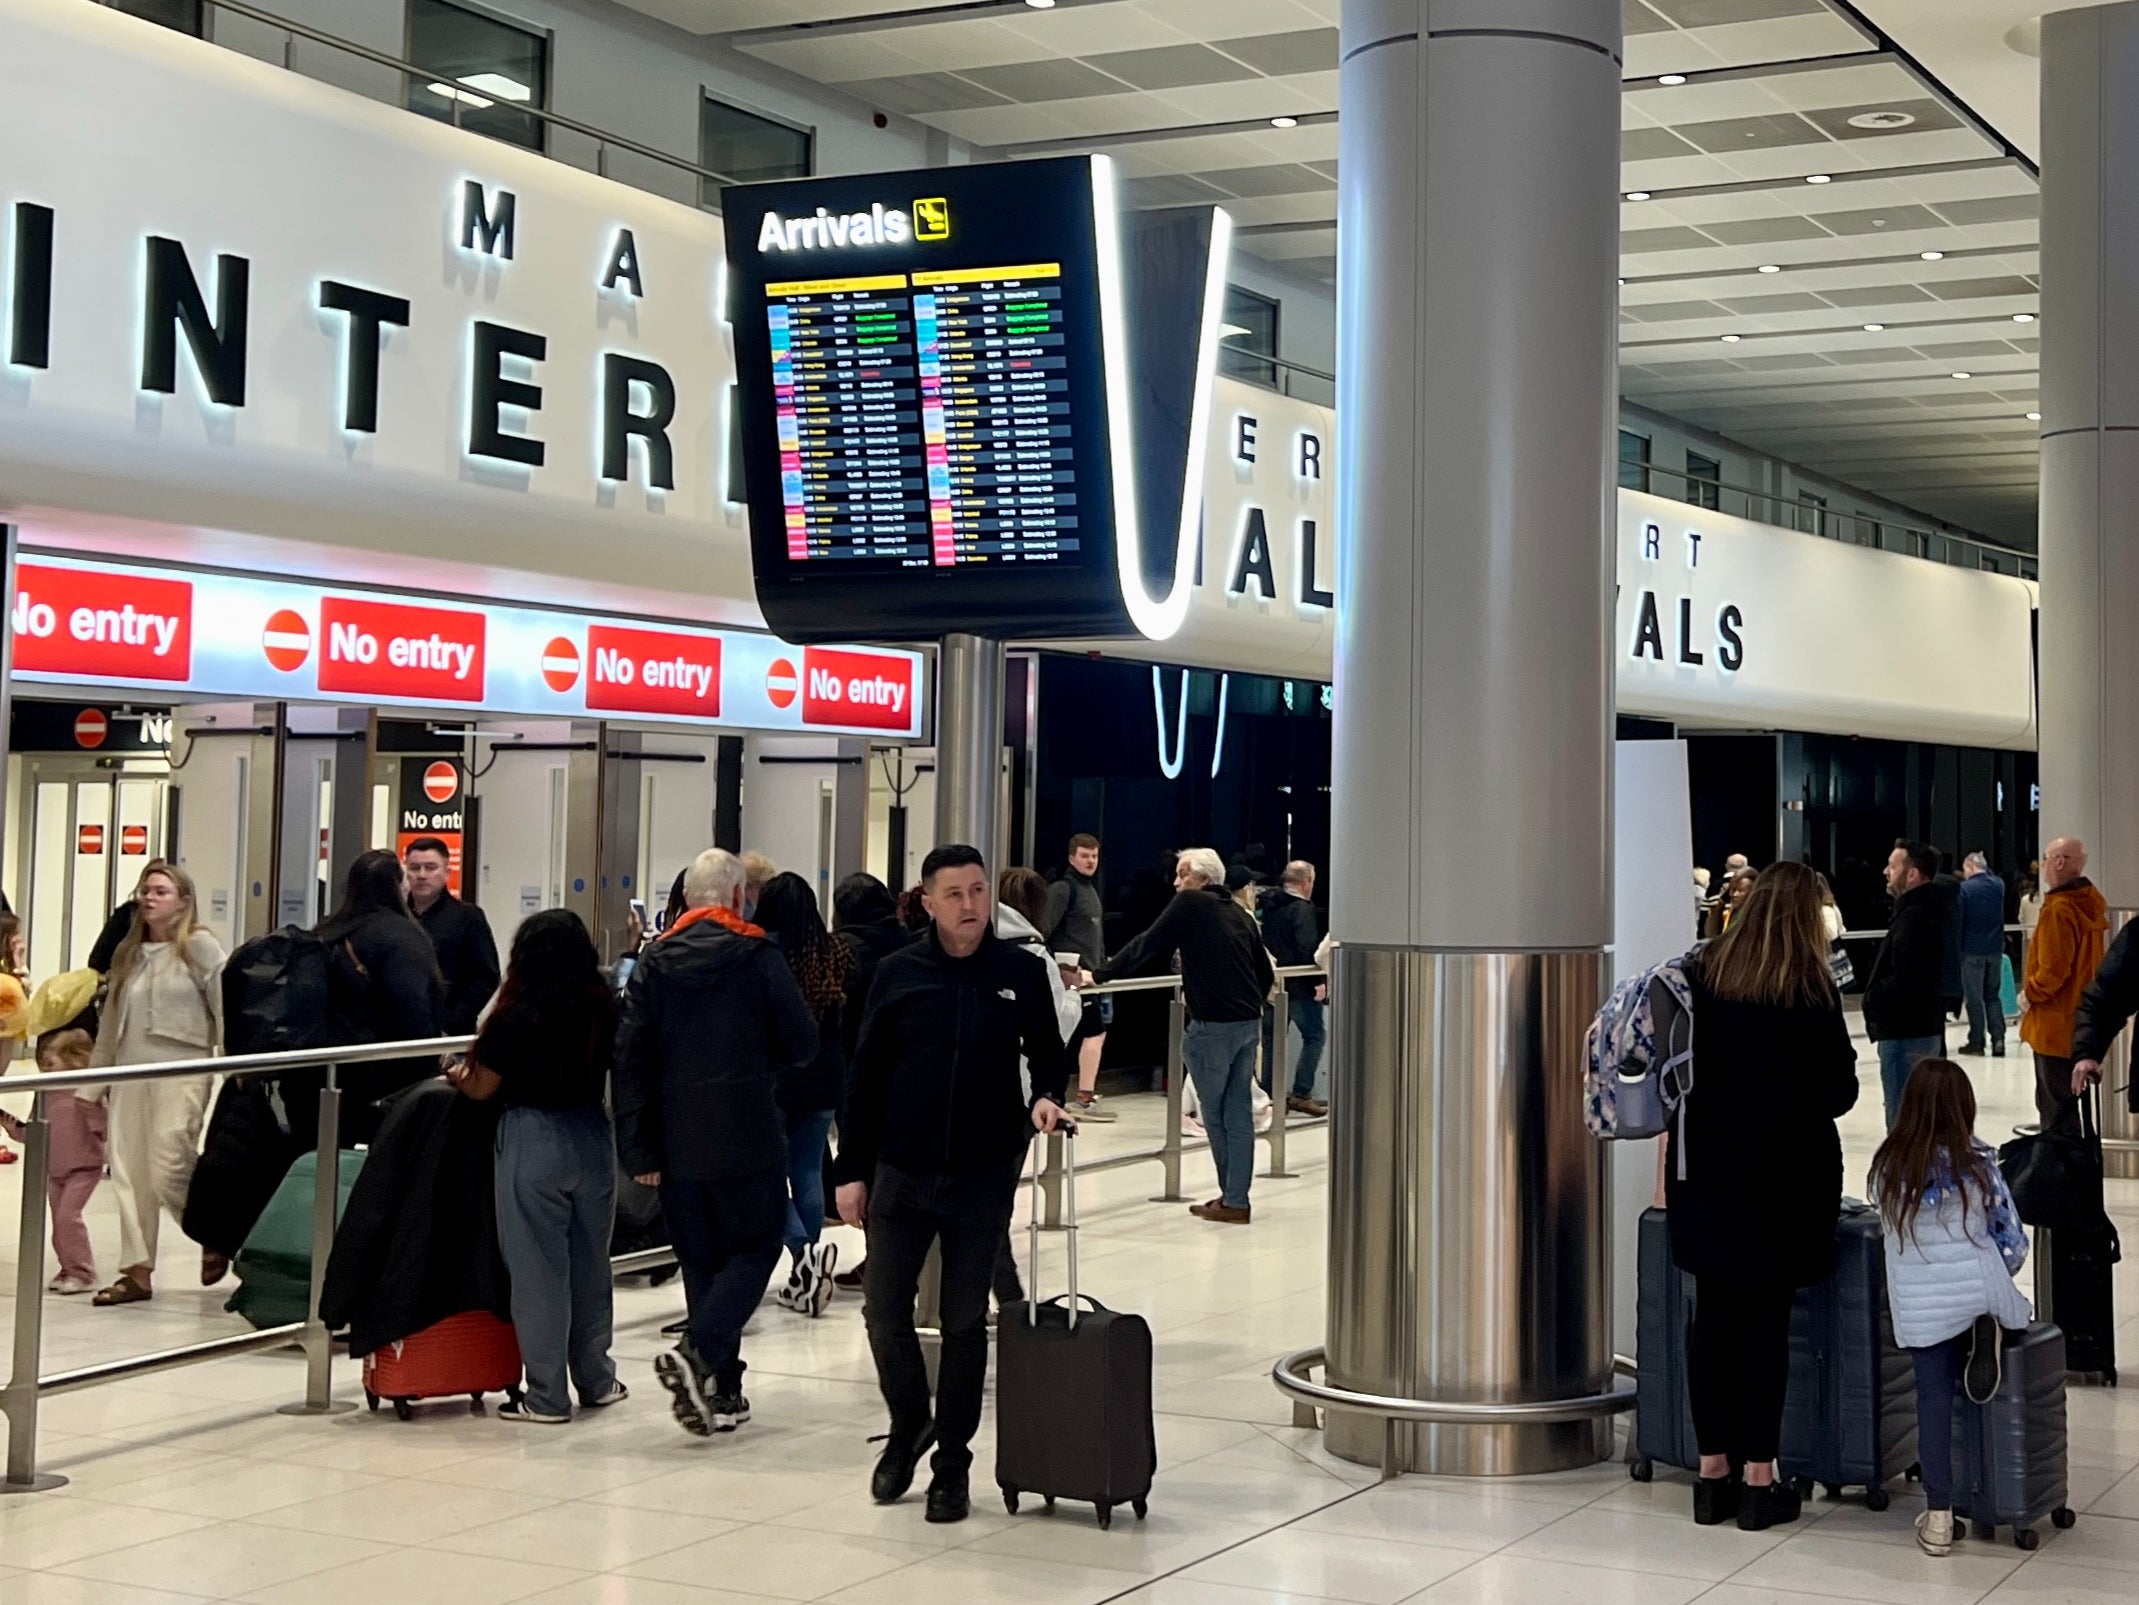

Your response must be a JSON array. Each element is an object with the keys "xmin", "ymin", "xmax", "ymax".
[
  {"xmin": 616, "ymin": 847, "xmax": 819, "ymax": 1437},
  {"xmin": 1101, "ymin": 847, "xmax": 1273, "ymax": 1223},
  {"xmin": 1261, "ymin": 860, "xmax": 1329, "ymax": 1116},
  {"xmin": 1956, "ymin": 850, "xmax": 2007, "ymax": 1059}
]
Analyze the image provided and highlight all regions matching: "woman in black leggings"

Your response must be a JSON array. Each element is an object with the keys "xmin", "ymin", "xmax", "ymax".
[{"xmin": 1669, "ymin": 861, "xmax": 1860, "ymax": 1531}]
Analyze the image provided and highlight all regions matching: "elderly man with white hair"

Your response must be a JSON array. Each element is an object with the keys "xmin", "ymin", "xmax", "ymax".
[
  {"xmin": 1099, "ymin": 846, "xmax": 1274, "ymax": 1224},
  {"xmin": 615, "ymin": 847, "xmax": 820, "ymax": 1438}
]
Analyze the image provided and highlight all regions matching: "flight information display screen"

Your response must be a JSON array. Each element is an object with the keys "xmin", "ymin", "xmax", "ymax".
[{"xmin": 726, "ymin": 157, "xmax": 1135, "ymax": 643}]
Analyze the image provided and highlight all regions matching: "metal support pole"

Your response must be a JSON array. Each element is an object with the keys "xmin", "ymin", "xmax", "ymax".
[
  {"xmin": 2, "ymin": 1094, "xmax": 66, "ymax": 1492},
  {"xmin": 1265, "ymin": 989, "xmax": 1297, "ymax": 1179},
  {"xmin": 280, "ymin": 1068, "xmax": 354, "ymax": 1416},
  {"xmin": 934, "ymin": 633, "xmax": 1006, "ymax": 866},
  {"xmin": 1153, "ymin": 989, "xmax": 1186, "ymax": 1202}
]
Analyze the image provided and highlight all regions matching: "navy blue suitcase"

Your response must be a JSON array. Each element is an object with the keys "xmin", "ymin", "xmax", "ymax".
[
  {"xmin": 1779, "ymin": 1203, "xmax": 1920, "ymax": 1509},
  {"xmin": 1952, "ymin": 1322, "xmax": 2077, "ymax": 1550},
  {"xmin": 1629, "ymin": 1206, "xmax": 1699, "ymax": 1480}
]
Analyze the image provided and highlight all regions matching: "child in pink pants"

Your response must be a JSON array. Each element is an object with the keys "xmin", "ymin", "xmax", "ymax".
[{"xmin": 0, "ymin": 1028, "xmax": 106, "ymax": 1293}]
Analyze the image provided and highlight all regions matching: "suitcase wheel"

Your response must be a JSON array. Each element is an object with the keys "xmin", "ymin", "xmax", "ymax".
[
  {"xmin": 1043, "ymin": 1497, "xmax": 1055, "ymax": 1513},
  {"xmin": 1001, "ymin": 1486, "xmax": 1019, "ymax": 1516},
  {"xmin": 392, "ymin": 1398, "xmax": 414, "ymax": 1422},
  {"xmin": 1132, "ymin": 1498, "xmax": 1147, "ymax": 1521},
  {"xmin": 2014, "ymin": 1527, "xmax": 2040, "ymax": 1551},
  {"xmin": 1792, "ymin": 1477, "xmax": 1814, "ymax": 1501},
  {"xmin": 364, "ymin": 1388, "xmax": 379, "ymax": 1414},
  {"xmin": 2053, "ymin": 1507, "xmax": 2077, "ymax": 1530},
  {"xmin": 1629, "ymin": 1458, "xmax": 1654, "ymax": 1484},
  {"xmin": 468, "ymin": 1394, "xmax": 485, "ymax": 1415},
  {"xmin": 1822, "ymin": 1483, "xmax": 1842, "ymax": 1503},
  {"xmin": 1096, "ymin": 1503, "xmax": 1112, "ymax": 1531},
  {"xmin": 1973, "ymin": 1519, "xmax": 1996, "ymax": 1542},
  {"xmin": 1865, "ymin": 1487, "xmax": 1891, "ymax": 1513},
  {"xmin": 2107, "ymin": 1367, "xmax": 2119, "ymax": 1387}
]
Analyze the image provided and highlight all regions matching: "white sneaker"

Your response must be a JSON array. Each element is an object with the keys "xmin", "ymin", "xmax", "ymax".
[
  {"xmin": 806, "ymin": 1242, "xmax": 839, "ymax": 1317},
  {"xmin": 48, "ymin": 1275, "xmax": 94, "ymax": 1295},
  {"xmin": 582, "ymin": 1381, "xmax": 629, "ymax": 1409},
  {"xmin": 653, "ymin": 1345, "xmax": 713, "ymax": 1437},
  {"xmin": 496, "ymin": 1397, "xmax": 569, "ymax": 1425},
  {"xmin": 774, "ymin": 1263, "xmax": 811, "ymax": 1313},
  {"xmin": 1916, "ymin": 1508, "xmax": 1955, "ymax": 1557}
]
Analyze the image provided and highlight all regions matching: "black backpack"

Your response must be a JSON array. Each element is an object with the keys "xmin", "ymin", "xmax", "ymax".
[{"xmin": 220, "ymin": 926, "xmax": 337, "ymax": 1057}]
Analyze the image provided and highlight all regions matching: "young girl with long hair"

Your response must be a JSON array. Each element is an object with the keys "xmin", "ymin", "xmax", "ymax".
[
  {"xmin": 451, "ymin": 908, "xmax": 625, "ymax": 1422},
  {"xmin": 1870, "ymin": 1057, "xmax": 2031, "ymax": 1557},
  {"xmin": 752, "ymin": 872, "xmax": 851, "ymax": 1316},
  {"xmin": 90, "ymin": 861, "xmax": 225, "ymax": 1304},
  {"xmin": 1669, "ymin": 860, "xmax": 1860, "ymax": 1531}
]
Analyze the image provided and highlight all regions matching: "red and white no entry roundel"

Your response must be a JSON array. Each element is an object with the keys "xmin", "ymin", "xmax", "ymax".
[
  {"xmin": 263, "ymin": 609, "xmax": 311, "ymax": 671},
  {"xmin": 73, "ymin": 708, "xmax": 107, "ymax": 748},
  {"xmin": 422, "ymin": 761, "xmax": 459, "ymax": 804},
  {"xmin": 766, "ymin": 657, "xmax": 799, "ymax": 710},
  {"xmin": 542, "ymin": 635, "xmax": 581, "ymax": 692}
]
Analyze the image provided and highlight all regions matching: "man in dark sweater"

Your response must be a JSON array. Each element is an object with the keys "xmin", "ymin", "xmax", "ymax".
[
  {"xmin": 404, "ymin": 836, "xmax": 500, "ymax": 1035},
  {"xmin": 1044, "ymin": 833, "xmax": 1114, "ymax": 1120},
  {"xmin": 836, "ymin": 844, "xmax": 1073, "ymax": 1525},
  {"xmin": 1102, "ymin": 846, "xmax": 1274, "ymax": 1224},
  {"xmin": 616, "ymin": 848, "xmax": 818, "ymax": 1437},
  {"xmin": 1865, "ymin": 838, "xmax": 1953, "ymax": 1130}
]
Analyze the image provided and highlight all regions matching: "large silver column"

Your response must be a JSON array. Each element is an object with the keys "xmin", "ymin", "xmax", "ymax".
[
  {"xmin": 1326, "ymin": 0, "xmax": 1620, "ymax": 1474},
  {"xmin": 2039, "ymin": 3, "xmax": 2139, "ymax": 1175},
  {"xmin": 933, "ymin": 632, "xmax": 1005, "ymax": 865}
]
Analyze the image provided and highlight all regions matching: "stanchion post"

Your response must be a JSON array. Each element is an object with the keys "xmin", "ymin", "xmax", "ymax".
[
  {"xmin": 1265, "ymin": 989, "xmax": 1296, "ymax": 1179},
  {"xmin": 1154, "ymin": 986, "xmax": 1186, "ymax": 1202},
  {"xmin": 3, "ymin": 1093, "xmax": 66, "ymax": 1492},
  {"xmin": 281, "ymin": 1066, "xmax": 354, "ymax": 1416}
]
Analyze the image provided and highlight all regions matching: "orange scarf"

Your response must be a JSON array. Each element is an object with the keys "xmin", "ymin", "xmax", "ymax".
[{"xmin": 662, "ymin": 904, "xmax": 765, "ymax": 941}]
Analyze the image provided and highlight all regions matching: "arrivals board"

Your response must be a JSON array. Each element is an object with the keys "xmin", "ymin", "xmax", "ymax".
[
  {"xmin": 726, "ymin": 157, "xmax": 1167, "ymax": 644},
  {"xmin": 9, "ymin": 555, "xmax": 924, "ymax": 738}
]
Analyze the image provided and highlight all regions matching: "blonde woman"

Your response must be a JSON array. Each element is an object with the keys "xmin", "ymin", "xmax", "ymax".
[{"xmin": 91, "ymin": 862, "xmax": 225, "ymax": 1305}]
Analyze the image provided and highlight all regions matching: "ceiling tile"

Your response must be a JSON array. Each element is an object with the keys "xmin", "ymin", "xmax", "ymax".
[
  {"xmin": 1080, "ymin": 43, "xmax": 1261, "ymax": 91},
  {"xmin": 1672, "ymin": 111, "xmax": 1828, "ymax": 153},
  {"xmin": 958, "ymin": 58, "xmax": 1134, "ymax": 102},
  {"xmin": 1623, "ymin": 225, "xmax": 1725, "ymax": 251},
  {"xmin": 1624, "ymin": 126, "xmax": 1701, "ymax": 161},
  {"xmin": 1624, "ymin": 0, "xmax": 1676, "ymax": 36},
  {"xmin": 1934, "ymin": 195, "xmax": 2041, "ymax": 225},
  {"xmin": 1199, "ymin": 163, "xmax": 1331, "ymax": 197},
  {"xmin": 1733, "ymin": 352, "xmax": 1838, "ymax": 369},
  {"xmin": 1925, "ymin": 275, "xmax": 2039, "ymax": 300},
  {"xmin": 1622, "ymin": 299, "xmax": 1730, "ymax": 320},
  {"xmin": 1697, "ymin": 216, "xmax": 1835, "ymax": 244},
  {"xmin": 1126, "ymin": 173, "xmax": 1230, "ymax": 206},
  {"xmin": 1809, "ymin": 203, "xmax": 1948, "ymax": 235},
  {"xmin": 1715, "ymin": 291, "xmax": 1832, "ymax": 313},
  {"xmin": 836, "ymin": 73, "xmax": 1011, "ymax": 115},
  {"xmin": 1820, "ymin": 283, "xmax": 1937, "ymax": 306},
  {"xmin": 1800, "ymin": 97, "xmax": 1964, "ymax": 142},
  {"xmin": 1213, "ymin": 27, "xmax": 1338, "ymax": 74},
  {"xmin": 1647, "ymin": 0, "xmax": 1827, "ymax": 23},
  {"xmin": 1911, "ymin": 340, "xmax": 2029, "ymax": 359}
]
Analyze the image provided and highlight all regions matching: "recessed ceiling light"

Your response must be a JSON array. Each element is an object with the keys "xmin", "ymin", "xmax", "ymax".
[
  {"xmin": 1951, "ymin": 371, "xmax": 1973, "ymax": 379},
  {"xmin": 2013, "ymin": 312, "xmax": 2035, "ymax": 322},
  {"xmin": 1269, "ymin": 115, "xmax": 1298, "ymax": 129},
  {"xmin": 1920, "ymin": 250, "xmax": 1945, "ymax": 260},
  {"xmin": 1862, "ymin": 323, "xmax": 1885, "ymax": 332},
  {"xmin": 1659, "ymin": 73, "xmax": 1687, "ymax": 85},
  {"xmin": 1757, "ymin": 263, "xmax": 1781, "ymax": 273},
  {"xmin": 1720, "ymin": 334, "xmax": 1741, "ymax": 342},
  {"xmin": 2026, "ymin": 411, "xmax": 2042, "ymax": 421},
  {"xmin": 1625, "ymin": 190, "xmax": 1652, "ymax": 201},
  {"xmin": 1804, "ymin": 173, "xmax": 1832, "ymax": 184},
  {"xmin": 1025, "ymin": 0, "xmax": 1056, "ymax": 8},
  {"xmin": 456, "ymin": 71, "xmax": 530, "ymax": 101}
]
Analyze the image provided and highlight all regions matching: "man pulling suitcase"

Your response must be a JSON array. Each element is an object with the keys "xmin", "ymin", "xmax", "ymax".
[{"xmin": 835, "ymin": 844, "xmax": 1075, "ymax": 1524}]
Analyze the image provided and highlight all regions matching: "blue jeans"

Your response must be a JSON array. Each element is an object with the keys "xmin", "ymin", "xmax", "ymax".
[
  {"xmin": 1960, "ymin": 954, "xmax": 2004, "ymax": 1049},
  {"xmin": 1184, "ymin": 1018, "xmax": 1260, "ymax": 1209},
  {"xmin": 1911, "ymin": 1335, "xmax": 1964, "ymax": 1508},
  {"xmin": 1877, "ymin": 1034, "xmax": 1945, "ymax": 1130},
  {"xmin": 1263, "ymin": 996, "xmax": 1327, "ymax": 1099},
  {"xmin": 782, "ymin": 1107, "xmax": 836, "ymax": 1255},
  {"xmin": 493, "ymin": 1104, "xmax": 620, "ymax": 1417}
]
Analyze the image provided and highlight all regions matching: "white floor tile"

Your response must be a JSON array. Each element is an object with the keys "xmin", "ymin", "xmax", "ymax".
[
  {"xmin": 1291, "ymin": 1481, "xmax": 1571, "ymax": 1554},
  {"xmin": 235, "ymin": 1543, "xmax": 587, "ymax": 1605},
  {"xmin": 813, "ymin": 1546, "xmax": 1146, "ymax": 1605},
  {"xmin": 1724, "ymin": 1528, "xmax": 2024, "ymax": 1605},
  {"xmin": 1397, "ymin": 1553, "xmax": 1711, "ymax": 1604},
  {"xmin": 429, "ymin": 1499, "xmax": 742, "ymax": 1569},
  {"xmin": 247, "ymin": 1477, "xmax": 561, "ymax": 1545},
  {"xmin": 0, "ymin": 1574, "xmax": 221, "ymax": 1604},
  {"xmin": 1499, "ymin": 1503, "xmax": 1790, "ymax": 1581},
  {"xmin": 1182, "ymin": 1525, "xmax": 1475, "ymax": 1602},
  {"xmin": 620, "ymin": 1523, "xmax": 941, "ymax": 1598},
  {"xmin": 48, "ymin": 1518, "xmax": 389, "ymax": 1596},
  {"xmin": 1978, "ymin": 1557, "xmax": 2139, "ymax": 1601}
]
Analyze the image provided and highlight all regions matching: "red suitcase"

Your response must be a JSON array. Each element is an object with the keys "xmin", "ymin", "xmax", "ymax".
[{"xmin": 363, "ymin": 1311, "xmax": 523, "ymax": 1420}]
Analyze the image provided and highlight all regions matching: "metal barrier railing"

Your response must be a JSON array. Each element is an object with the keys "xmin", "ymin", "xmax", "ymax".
[
  {"xmin": 1033, "ymin": 964, "xmax": 1327, "ymax": 1225},
  {"xmin": 2, "ymin": 1034, "xmax": 473, "ymax": 1494}
]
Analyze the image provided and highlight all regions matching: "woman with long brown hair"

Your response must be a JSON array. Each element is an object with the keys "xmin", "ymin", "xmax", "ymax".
[
  {"xmin": 90, "ymin": 860, "xmax": 225, "ymax": 1305},
  {"xmin": 1669, "ymin": 860, "xmax": 1859, "ymax": 1530}
]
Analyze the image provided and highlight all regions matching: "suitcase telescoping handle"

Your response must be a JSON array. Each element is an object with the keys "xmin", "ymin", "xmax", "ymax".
[{"xmin": 1026, "ymin": 1122, "xmax": 1079, "ymax": 1330}]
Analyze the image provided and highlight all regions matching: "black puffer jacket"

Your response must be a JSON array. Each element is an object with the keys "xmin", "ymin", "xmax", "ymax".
[
  {"xmin": 320, "ymin": 1080, "xmax": 509, "ymax": 1357},
  {"xmin": 836, "ymin": 916, "xmax": 912, "ymax": 1062},
  {"xmin": 612, "ymin": 913, "xmax": 819, "ymax": 1179},
  {"xmin": 1864, "ymin": 880, "xmax": 1953, "ymax": 1042}
]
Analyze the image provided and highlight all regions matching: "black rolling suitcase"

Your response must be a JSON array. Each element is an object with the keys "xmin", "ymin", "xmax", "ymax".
[
  {"xmin": 2037, "ymin": 1224, "xmax": 2120, "ymax": 1383},
  {"xmin": 1778, "ymin": 1203, "xmax": 1919, "ymax": 1509},
  {"xmin": 1628, "ymin": 1206, "xmax": 1699, "ymax": 1481},
  {"xmin": 1951, "ymin": 1321, "xmax": 2077, "ymax": 1551},
  {"xmin": 996, "ymin": 1130, "xmax": 1156, "ymax": 1529}
]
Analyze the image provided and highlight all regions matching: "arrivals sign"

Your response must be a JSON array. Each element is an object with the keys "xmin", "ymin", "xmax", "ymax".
[{"xmin": 9, "ymin": 557, "xmax": 923, "ymax": 738}]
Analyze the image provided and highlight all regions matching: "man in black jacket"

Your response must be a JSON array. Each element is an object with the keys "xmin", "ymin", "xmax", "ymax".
[
  {"xmin": 836, "ymin": 843, "xmax": 1073, "ymax": 1525},
  {"xmin": 2071, "ymin": 918, "xmax": 2139, "ymax": 1115},
  {"xmin": 404, "ymin": 836, "xmax": 500, "ymax": 1036},
  {"xmin": 1102, "ymin": 846, "xmax": 1274, "ymax": 1224},
  {"xmin": 616, "ymin": 847, "xmax": 818, "ymax": 1437},
  {"xmin": 1260, "ymin": 860, "xmax": 1328, "ymax": 1117},
  {"xmin": 1864, "ymin": 839, "xmax": 1953, "ymax": 1130},
  {"xmin": 1045, "ymin": 833, "xmax": 1114, "ymax": 1120}
]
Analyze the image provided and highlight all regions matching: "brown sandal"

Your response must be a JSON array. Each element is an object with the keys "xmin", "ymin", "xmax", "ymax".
[{"xmin": 92, "ymin": 1274, "xmax": 152, "ymax": 1306}]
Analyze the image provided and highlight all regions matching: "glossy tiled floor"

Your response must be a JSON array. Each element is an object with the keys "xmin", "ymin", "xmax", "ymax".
[{"xmin": 2, "ymin": 1020, "xmax": 2137, "ymax": 1604}]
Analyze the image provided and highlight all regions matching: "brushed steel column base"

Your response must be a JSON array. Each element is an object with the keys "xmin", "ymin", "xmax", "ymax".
[{"xmin": 1323, "ymin": 945, "xmax": 1612, "ymax": 1477}]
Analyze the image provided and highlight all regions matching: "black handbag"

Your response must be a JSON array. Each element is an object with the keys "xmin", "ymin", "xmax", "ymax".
[{"xmin": 1999, "ymin": 1085, "xmax": 2108, "ymax": 1232}]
